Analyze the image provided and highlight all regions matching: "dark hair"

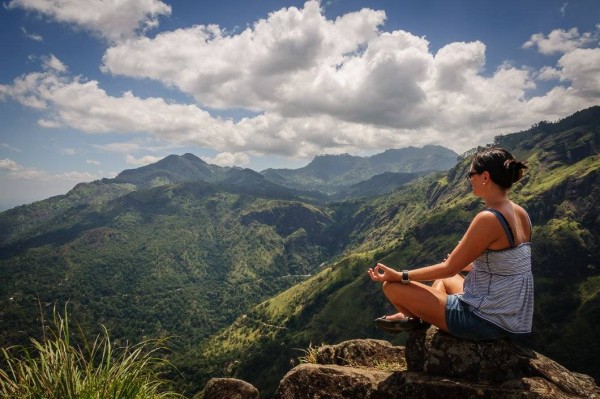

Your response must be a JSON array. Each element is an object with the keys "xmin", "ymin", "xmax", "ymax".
[{"xmin": 471, "ymin": 148, "xmax": 528, "ymax": 189}]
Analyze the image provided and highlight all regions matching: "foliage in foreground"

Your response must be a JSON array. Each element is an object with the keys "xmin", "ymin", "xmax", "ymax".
[{"xmin": 0, "ymin": 308, "xmax": 182, "ymax": 399}]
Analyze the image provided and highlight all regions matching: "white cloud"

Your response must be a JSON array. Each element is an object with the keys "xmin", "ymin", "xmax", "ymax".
[
  {"xmin": 8, "ymin": 0, "xmax": 171, "ymax": 42},
  {"xmin": 95, "ymin": 141, "xmax": 142, "ymax": 153},
  {"xmin": 86, "ymin": 159, "xmax": 101, "ymax": 166},
  {"xmin": 38, "ymin": 118, "xmax": 62, "ymax": 128},
  {"xmin": 0, "ymin": 158, "xmax": 21, "ymax": 171},
  {"xmin": 205, "ymin": 152, "xmax": 250, "ymax": 167},
  {"xmin": 57, "ymin": 171, "xmax": 96, "ymax": 181},
  {"xmin": 60, "ymin": 148, "xmax": 76, "ymax": 156},
  {"xmin": 0, "ymin": 157, "xmax": 98, "ymax": 182},
  {"xmin": 42, "ymin": 54, "xmax": 68, "ymax": 73},
  {"xmin": 0, "ymin": 143, "xmax": 22, "ymax": 152},
  {"xmin": 101, "ymin": 1, "xmax": 387, "ymax": 115},
  {"xmin": 1, "ymin": 3, "xmax": 600, "ymax": 160},
  {"xmin": 21, "ymin": 26, "xmax": 42, "ymax": 41},
  {"xmin": 560, "ymin": 3, "xmax": 568, "ymax": 17},
  {"xmin": 523, "ymin": 27, "xmax": 598, "ymax": 55},
  {"xmin": 125, "ymin": 154, "xmax": 163, "ymax": 166}
]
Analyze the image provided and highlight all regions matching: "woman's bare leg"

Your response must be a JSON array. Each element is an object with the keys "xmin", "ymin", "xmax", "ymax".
[
  {"xmin": 432, "ymin": 275, "xmax": 464, "ymax": 295},
  {"xmin": 382, "ymin": 281, "xmax": 449, "ymax": 331}
]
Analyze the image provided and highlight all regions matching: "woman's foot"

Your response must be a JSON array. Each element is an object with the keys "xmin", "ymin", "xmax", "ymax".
[
  {"xmin": 374, "ymin": 315, "xmax": 431, "ymax": 333},
  {"xmin": 378, "ymin": 312, "xmax": 406, "ymax": 321}
]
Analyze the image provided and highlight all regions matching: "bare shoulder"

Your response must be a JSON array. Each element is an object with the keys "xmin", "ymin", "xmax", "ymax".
[
  {"xmin": 471, "ymin": 209, "xmax": 501, "ymax": 229},
  {"xmin": 511, "ymin": 202, "xmax": 530, "ymax": 220}
]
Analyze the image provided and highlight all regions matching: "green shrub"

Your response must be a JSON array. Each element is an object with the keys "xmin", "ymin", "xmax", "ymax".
[{"xmin": 0, "ymin": 307, "xmax": 182, "ymax": 399}]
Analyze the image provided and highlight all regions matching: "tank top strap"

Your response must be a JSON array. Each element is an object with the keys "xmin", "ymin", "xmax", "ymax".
[{"xmin": 485, "ymin": 208, "xmax": 515, "ymax": 247}]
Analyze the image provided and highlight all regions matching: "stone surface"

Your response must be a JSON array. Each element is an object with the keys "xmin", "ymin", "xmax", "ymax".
[
  {"xmin": 274, "ymin": 363, "xmax": 391, "ymax": 399},
  {"xmin": 203, "ymin": 377, "xmax": 259, "ymax": 399},
  {"xmin": 202, "ymin": 331, "xmax": 600, "ymax": 399},
  {"xmin": 406, "ymin": 326, "xmax": 599, "ymax": 397},
  {"xmin": 316, "ymin": 339, "xmax": 406, "ymax": 369}
]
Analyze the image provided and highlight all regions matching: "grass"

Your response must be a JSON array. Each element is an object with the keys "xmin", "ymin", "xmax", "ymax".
[
  {"xmin": 296, "ymin": 343, "xmax": 406, "ymax": 372},
  {"xmin": 0, "ymin": 307, "xmax": 182, "ymax": 399},
  {"xmin": 297, "ymin": 342, "xmax": 320, "ymax": 364}
]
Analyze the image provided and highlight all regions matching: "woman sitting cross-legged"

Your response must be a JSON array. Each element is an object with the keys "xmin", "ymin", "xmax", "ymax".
[{"xmin": 368, "ymin": 147, "xmax": 533, "ymax": 340}]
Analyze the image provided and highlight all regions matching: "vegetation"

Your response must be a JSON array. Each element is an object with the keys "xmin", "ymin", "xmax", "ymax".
[
  {"xmin": 0, "ymin": 307, "xmax": 180, "ymax": 399},
  {"xmin": 0, "ymin": 106, "xmax": 599, "ymax": 397}
]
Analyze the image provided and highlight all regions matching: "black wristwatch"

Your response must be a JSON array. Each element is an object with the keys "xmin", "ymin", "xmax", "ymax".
[{"xmin": 402, "ymin": 270, "xmax": 410, "ymax": 284}]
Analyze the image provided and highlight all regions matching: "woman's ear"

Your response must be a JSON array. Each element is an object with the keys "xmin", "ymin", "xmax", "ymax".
[{"xmin": 481, "ymin": 170, "xmax": 491, "ymax": 185}]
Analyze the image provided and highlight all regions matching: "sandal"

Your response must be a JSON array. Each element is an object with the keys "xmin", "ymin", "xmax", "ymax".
[{"xmin": 375, "ymin": 315, "xmax": 431, "ymax": 333}]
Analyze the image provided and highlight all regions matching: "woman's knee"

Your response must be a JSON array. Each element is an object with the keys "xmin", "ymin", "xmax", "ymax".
[{"xmin": 382, "ymin": 281, "xmax": 403, "ymax": 297}]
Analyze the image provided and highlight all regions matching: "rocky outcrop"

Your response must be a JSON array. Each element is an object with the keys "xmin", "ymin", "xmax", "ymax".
[
  {"xmin": 404, "ymin": 327, "xmax": 599, "ymax": 398},
  {"xmin": 274, "ymin": 330, "xmax": 600, "ymax": 399},
  {"xmin": 202, "ymin": 377, "xmax": 259, "ymax": 399},
  {"xmin": 315, "ymin": 339, "xmax": 405, "ymax": 369}
]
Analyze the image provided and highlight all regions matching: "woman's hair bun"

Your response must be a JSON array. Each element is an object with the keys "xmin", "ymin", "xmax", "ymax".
[
  {"xmin": 504, "ymin": 159, "xmax": 528, "ymax": 183},
  {"xmin": 472, "ymin": 147, "xmax": 528, "ymax": 189}
]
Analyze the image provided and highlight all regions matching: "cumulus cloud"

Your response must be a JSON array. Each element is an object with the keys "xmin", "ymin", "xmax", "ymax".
[
  {"xmin": 0, "ymin": 158, "xmax": 21, "ymax": 171},
  {"xmin": 38, "ymin": 118, "xmax": 62, "ymax": 128},
  {"xmin": 0, "ymin": 158, "xmax": 96, "ymax": 181},
  {"xmin": 523, "ymin": 27, "xmax": 598, "ymax": 55},
  {"xmin": 2, "ymin": 2, "xmax": 600, "ymax": 160},
  {"xmin": 95, "ymin": 141, "xmax": 143, "ymax": 153},
  {"xmin": 7, "ymin": 0, "xmax": 171, "ymax": 42},
  {"xmin": 101, "ymin": 1, "xmax": 388, "ymax": 116},
  {"xmin": 42, "ymin": 54, "xmax": 68, "ymax": 73},
  {"xmin": 125, "ymin": 154, "xmax": 163, "ymax": 166},
  {"xmin": 205, "ymin": 152, "xmax": 250, "ymax": 167}
]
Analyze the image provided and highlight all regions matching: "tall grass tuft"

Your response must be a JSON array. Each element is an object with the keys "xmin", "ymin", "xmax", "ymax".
[{"xmin": 0, "ymin": 307, "xmax": 183, "ymax": 399}]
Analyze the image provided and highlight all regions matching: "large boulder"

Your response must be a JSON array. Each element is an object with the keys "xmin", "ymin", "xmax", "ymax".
[
  {"xmin": 406, "ymin": 327, "xmax": 599, "ymax": 397},
  {"xmin": 274, "ymin": 329, "xmax": 600, "ymax": 399},
  {"xmin": 316, "ymin": 339, "xmax": 406, "ymax": 369},
  {"xmin": 202, "ymin": 377, "xmax": 259, "ymax": 399},
  {"xmin": 275, "ymin": 363, "xmax": 390, "ymax": 399}
]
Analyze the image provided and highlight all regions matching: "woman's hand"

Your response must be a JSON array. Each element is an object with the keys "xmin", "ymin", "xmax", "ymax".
[{"xmin": 367, "ymin": 263, "xmax": 400, "ymax": 282}]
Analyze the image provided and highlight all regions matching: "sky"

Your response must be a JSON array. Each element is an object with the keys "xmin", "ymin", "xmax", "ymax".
[{"xmin": 1, "ymin": 0, "xmax": 599, "ymax": 210}]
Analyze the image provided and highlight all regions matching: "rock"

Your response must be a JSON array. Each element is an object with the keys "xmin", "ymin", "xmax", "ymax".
[
  {"xmin": 406, "ymin": 326, "xmax": 599, "ymax": 397},
  {"xmin": 377, "ymin": 372, "xmax": 576, "ymax": 399},
  {"xmin": 203, "ymin": 330, "xmax": 600, "ymax": 398},
  {"xmin": 316, "ymin": 339, "xmax": 406, "ymax": 369},
  {"xmin": 274, "ymin": 363, "xmax": 391, "ymax": 399},
  {"xmin": 203, "ymin": 377, "xmax": 259, "ymax": 399}
]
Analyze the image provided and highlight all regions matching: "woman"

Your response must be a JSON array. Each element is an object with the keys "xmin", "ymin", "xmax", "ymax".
[{"xmin": 368, "ymin": 147, "xmax": 533, "ymax": 340}]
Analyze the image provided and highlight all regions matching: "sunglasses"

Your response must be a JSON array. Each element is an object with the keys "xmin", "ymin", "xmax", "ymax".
[{"xmin": 466, "ymin": 171, "xmax": 481, "ymax": 180}]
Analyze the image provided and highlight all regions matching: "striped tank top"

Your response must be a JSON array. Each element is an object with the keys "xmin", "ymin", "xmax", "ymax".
[{"xmin": 460, "ymin": 209, "xmax": 534, "ymax": 334}]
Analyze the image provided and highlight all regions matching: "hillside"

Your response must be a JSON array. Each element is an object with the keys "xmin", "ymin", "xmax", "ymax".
[
  {"xmin": 1, "ymin": 107, "xmax": 599, "ymax": 398},
  {"xmin": 0, "ymin": 143, "xmax": 456, "ymax": 396},
  {"xmin": 261, "ymin": 145, "xmax": 458, "ymax": 195},
  {"xmin": 195, "ymin": 106, "xmax": 600, "ymax": 397}
]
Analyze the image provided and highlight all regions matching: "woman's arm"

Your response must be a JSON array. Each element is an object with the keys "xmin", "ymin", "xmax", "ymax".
[{"xmin": 369, "ymin": 211, "xmax": 500, "ymax": 283}]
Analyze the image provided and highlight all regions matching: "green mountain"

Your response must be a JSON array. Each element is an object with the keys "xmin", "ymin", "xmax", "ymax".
[
  {"xmin": 261, "ymin": 145, "xmax": 458, "ymax": 195},
  {"xmin": 196, "ymin": 106, "xmax": 600, "ymax": 397},
  {"xmin": 0, "ymin": 143, "xmax": 456, "ymax": 395},
  {"xmin": 1, "ymin": 107, "xmax": 599, "ymax": 398},
  {"xmin": 113, "ymin": 153, "xmax": 227, "ymax": 187}
]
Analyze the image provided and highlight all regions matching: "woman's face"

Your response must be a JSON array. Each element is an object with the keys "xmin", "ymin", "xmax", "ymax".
[{"xmin": 467, "ymin": 163, "xmax": 484, "ymax": 196}]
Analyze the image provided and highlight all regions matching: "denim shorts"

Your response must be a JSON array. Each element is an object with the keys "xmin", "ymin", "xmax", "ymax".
[{"xmin": 445, "ymin": 294, "xmax": 510, "ymax": 341}]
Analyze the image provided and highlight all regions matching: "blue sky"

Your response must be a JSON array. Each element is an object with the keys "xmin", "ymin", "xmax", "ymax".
[{"xmin": 1, "ymin": 0, "xmax": 599, "ymax": 210}]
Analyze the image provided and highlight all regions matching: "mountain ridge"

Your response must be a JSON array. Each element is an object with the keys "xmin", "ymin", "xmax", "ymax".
[
  {"xmin": 195, "ymin": 106, "xmax": 600, "ymax": 397},
  {"xmin": 1, "ymin": 107, "xmax": 599, "ymax": 398},
  {"xmin": 260, "ymin": 145, "xmax": 458, "ymax": 194}
]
